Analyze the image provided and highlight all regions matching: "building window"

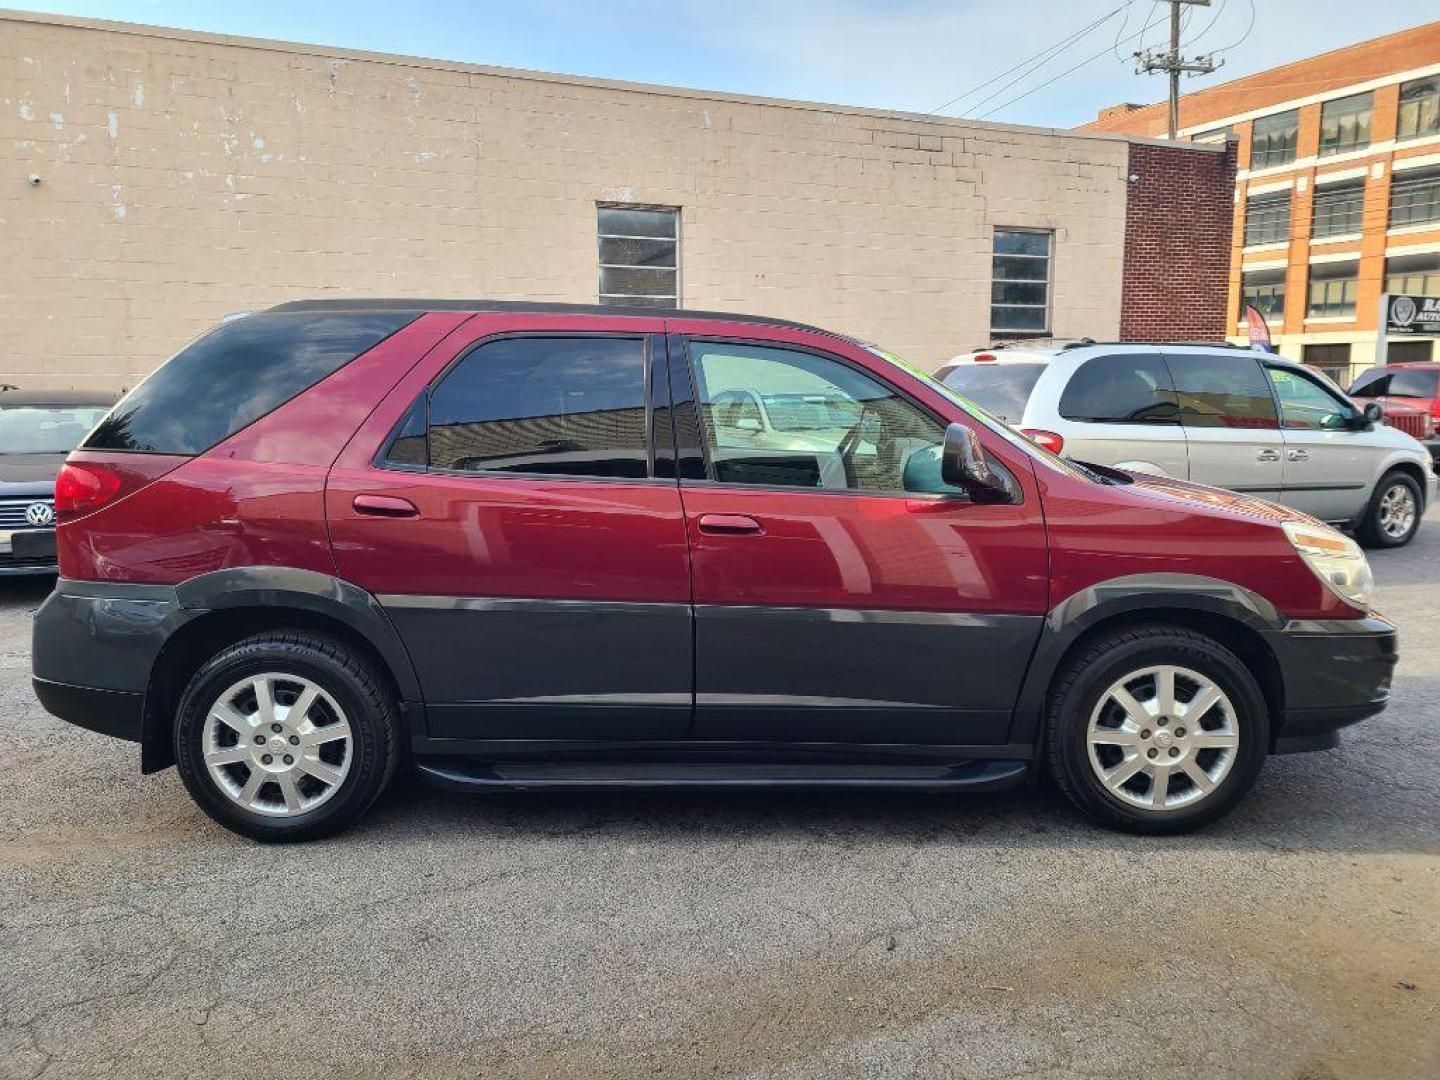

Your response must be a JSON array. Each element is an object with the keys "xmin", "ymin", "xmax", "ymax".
[
  {"xmin": 1302, "ymin": 343, "xmax": 1352, "ymax": 383},
  {"xmin": 1311, "ymin": 179, "xmax": 1365, "ymax": 238},
  {"xmin": 1307, "ymin": 261, "xmax": 1359, "ymax": 318},
  {"xmin": 1389, "ymin": 167, "xmax": 1440, "ymax": 229},
  {"xmin": 1249, "ymin": 110, "xmax": 1298, "ymax": 169},
  {"xmin": 1193, "ymin": 125, "xmax": 1233, "ymax": 144},
  {"xmin": 597, "ymin": 205, "xmax": 679, "ymax": 308},
  {"xmin": 1387, "ymin": 340, "xmax": 1434, "ymax": 363},
  {"xmin": 1319, "ymin": 93, "xmax": 1373, "ymax": 157},
  {"xmin": 1398, "ymin": 77, "xmax": 1440, "ymax": 142},
  {"xmin": 1244, "ymin": 191, "xmax": 1291, "ymax": 246},
  {"xmin": 1240, "ymin": 268, "xmax": 1286, "ymax": 321},
  {"xmin": 990, "ymin": 229, "xmax": 1052, "ymax": 338},
  {"xmin": 1386, "ymin": 253, "xmax": 1440, "ymax": 297}
]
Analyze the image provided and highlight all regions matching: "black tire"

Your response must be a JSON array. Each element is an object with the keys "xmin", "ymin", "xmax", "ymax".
[
  {"xmin": 173, "ymin": 631, "xmax": 400, "ymax": 842},
  {"xmin": 1044, "ymin": 625, "xmax": 1269, "ymax": 835},
  {"xmin": 1356, "ymin": 470, "xmax": 1423, "ymax": 549}
]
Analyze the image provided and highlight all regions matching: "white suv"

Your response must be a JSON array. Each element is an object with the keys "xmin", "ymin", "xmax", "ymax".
[{"xmin": 938, "ymin": 341, "xmax": 1435, "ymax": 547}]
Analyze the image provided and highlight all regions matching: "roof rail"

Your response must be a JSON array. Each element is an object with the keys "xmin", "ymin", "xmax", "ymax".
[{"xmin": 1056, "ymin": 339, "xmax": 1250, "ymax": 351}]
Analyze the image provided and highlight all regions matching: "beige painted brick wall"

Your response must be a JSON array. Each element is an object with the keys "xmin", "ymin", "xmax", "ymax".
[{"xmin": 1, "ymin": 11, "xmax": 1131, "ymax": 388}]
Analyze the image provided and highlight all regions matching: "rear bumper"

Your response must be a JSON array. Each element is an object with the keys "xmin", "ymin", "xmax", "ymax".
[
  {"xmin": 1264, "ymin": 615, "xmax": 1398, "ymax": 753},
  {"xmin": 33, "ymin": 677, "xmax": 142, "ymax": 741}
]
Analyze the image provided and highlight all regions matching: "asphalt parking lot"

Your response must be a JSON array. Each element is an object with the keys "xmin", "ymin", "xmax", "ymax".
[{"xmin": 1, "ymin": 515, "xmax": 1437, "ymax": 1080}]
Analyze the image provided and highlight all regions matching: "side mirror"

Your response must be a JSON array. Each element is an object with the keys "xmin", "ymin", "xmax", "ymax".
[
  {"xmin": 941, "ymin": 423, "xmax": 1015, "ymax": 504},
  {"xmin": 1363, "ymin": 402, "xmax": 1383, "ymax": 424}
]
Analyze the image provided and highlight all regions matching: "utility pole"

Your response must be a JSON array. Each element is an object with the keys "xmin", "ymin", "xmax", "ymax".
[{"xmin": 1134, "ymin": 0, "xmax": 1221, "ymax": 139}]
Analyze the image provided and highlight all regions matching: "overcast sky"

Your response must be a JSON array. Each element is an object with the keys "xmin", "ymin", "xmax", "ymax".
[{"xmin": 6, "ymin": 1, "xmax": 1433, "ymax": 127}]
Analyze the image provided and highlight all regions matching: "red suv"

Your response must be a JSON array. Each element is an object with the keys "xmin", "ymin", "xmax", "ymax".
[
  {"xmin": 1349, "ymin": 362, "xmax": 1440, "ymax": 465},
  {"xmin": 34, "ymin": 301, "xmax": 1398, "ymax": 841}
]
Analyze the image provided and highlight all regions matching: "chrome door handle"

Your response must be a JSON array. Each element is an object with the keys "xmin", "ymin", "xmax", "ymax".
[
  {"xmin": 1287, "ymin": 449, "xmax": 1309, "ymax": 462},
  {"xmin": 697, "ymin": 513, "xmax": 763, "ymax": 535},
  {"xmin": 352, "ymin": 494, "xmax": 419, "ymax": 518},
  {"xmin": 1256, "ymin": 448, "xmax": 1281, "ymax": 462}
]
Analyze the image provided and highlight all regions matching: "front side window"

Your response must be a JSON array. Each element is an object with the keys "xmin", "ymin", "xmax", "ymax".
[
  {"xmin": 1058, "ymin": 354, "xmax": 1179, "ymax": 424},
  {"xmin": 1389, "ymin": 168, "xmax": 1440, "ymax": 229},
  {"xmin": 1244, "ymin": 191, "xmax": 1291, "ymax": 246},
  {"xmin": 1240, "ymin": 269, "xmax": 1286, "ymax": 321},
  {"xmin": 1250, "ymin": 110, "xmax": 1298, "ymax": 169},
  {"xmin": 1311, "ymin": 179, "xmax": 1365, "ymax": 238},
  {"xmin": 1307, "ymin": 261, "xmax": 1359, "ymax": 318},
  {"xmin": 1319, "ymin": 93, "xmax": 1373, "ymax": 157},
  {"xmin": 990, "ymin": 229, "xmax": 1052, "ymax": 338},
  {"xmin": 1398, "ymin": 77, "xmax": 1440, "ymax": 142},
  {"xmin": 0, "ymin": 405, "xmax": 111, "ymax": 454},
  {"xmin": 1354, "ymin": 367, "xmax": 1440, "ymax": 398},
  {"xmin": 1386, "ymin": 252, "xmax": 1440, "ymax": 297},
  {"xmin": 597, "ymin": 205, "xmax": 679, "ymax": 309},
  {"xmin": 425, "ymin": 337, "xmax": 649, "ymax": 478},
  {"xmin": 689, "ymin": 341, "xmax": 957, "ymax": 495},
  {"xmin": 1267, "ymin": 367, "xmax": 1357, "ymax": 431},
  {"xmin": 1169, "ymin": 353, "xmax": 1278, "ymax": 430}
]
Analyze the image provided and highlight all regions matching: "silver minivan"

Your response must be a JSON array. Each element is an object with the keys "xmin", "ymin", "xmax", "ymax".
[{"xmin": 939, "ymin": 342, "xmax": 1435, "ymax": 547}]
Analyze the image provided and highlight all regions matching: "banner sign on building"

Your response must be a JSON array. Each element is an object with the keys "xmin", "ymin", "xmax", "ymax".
[
  {"xmin": 1244, "ymin": 304, "xmax": 1273, "ymax": 352},
  {"xmin": 1384, "ymin": 293, "xmax": 1440, "ymax": 335}
]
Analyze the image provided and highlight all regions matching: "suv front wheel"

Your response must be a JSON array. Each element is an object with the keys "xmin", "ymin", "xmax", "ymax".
[
  {"xmin": 173, "ymin": 631, "xmax": 400, "ymax": 842},
  {"xmin": 1357, "ymin": 470, "xmax": 1422, "ymax": 549}
]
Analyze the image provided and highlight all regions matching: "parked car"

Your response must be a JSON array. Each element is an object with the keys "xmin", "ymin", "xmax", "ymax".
[
  {"xmin": 0, "ymin": 389, "xmax": 116, "ymax": 575},
  {"xmin": 1348, "ymin": 362, "xmax": 1440, "ymax": 466},
  {"xmin": 35, "ymin": 302, "xmax": 1396, "ymax": 841},
  {"xmin": 941, "ymin": 342, "xmax": 1434, "ymax": 548}
]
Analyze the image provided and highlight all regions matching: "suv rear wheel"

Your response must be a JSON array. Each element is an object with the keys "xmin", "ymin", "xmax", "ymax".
[
  {"xmin": 1357, "ymin": 470, "xmax": 1422, "ymax": 549},
  {"xmin": 1045, "ymin": 625, "xmax": 1269, "ymax": 834},
  {"xmin": 173, "ymin": 631, "xmax": 400, "ymax": 842}
]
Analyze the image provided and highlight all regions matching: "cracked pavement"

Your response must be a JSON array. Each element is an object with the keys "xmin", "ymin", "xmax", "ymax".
[{"xmin": 1, "ymin": 510, "xmax": 1438, "ymax": 1079}]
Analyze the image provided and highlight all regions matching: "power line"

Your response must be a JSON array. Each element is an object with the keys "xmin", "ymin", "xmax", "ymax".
[
  {"xmin": 974, "ymin": 19, "xmax": 1161, "ymax": 121},
  {"xmin": 1183, "ymin": 0, "xmax": 1227, "ymax": 46}
]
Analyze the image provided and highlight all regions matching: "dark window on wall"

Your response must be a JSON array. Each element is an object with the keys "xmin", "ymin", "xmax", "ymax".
[
  {"xmin": 1319, "ymin": 93, "xmax": 1373, "ymax": 157},
  {"xmin": 1398, "ymin": 77, "xmax": 1440, "ymax": 142},
  {"xmin": 1311, "ymin": 179, "xmax": 1365, "ymax": 238},
  {"xmin": 1302, "ymin": 343, "xmax": 1352, "ymax": 383},
  {"xmin": 1250, "ymin": 110, "xmax": 1299, "ymax": 169},
  {"xmin": 1386, "ymin": 253, "xmax": 1440, "ymax": 297},
  {"xmin": 1169, "ymin": 353, "xmax": 1279, "ymax": 430},
  {"xmin": 1307, "ymin": 261, "xmax": 1360, "ymax": 318},
  {"xmin": 597, "ymin": 206, "xmax": 679, "ymax": 309},
  {"xmin": 426, "ymin": 336, "xmax": 650, "ymax": 478},
  {"xmin": 1244, "ymin": 191, "xmax": 1291, "ymax": 246},
  {"xmin": 1240, "ymin": 268, "xmax": 1286, "ymax": 321},
  {"xmin": 990, "ymin": 229, "xmax": 1052, "ymax": 338},
  {"xmin": 1386, "ymin": 340, "xmax": 1435, "ymax": 364},
  {"xmin": 1389, "ymin": 167, "xmax": 1440, "ymax": 228}
]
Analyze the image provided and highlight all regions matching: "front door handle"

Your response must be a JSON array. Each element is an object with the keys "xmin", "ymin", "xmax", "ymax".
[
  {"xmin": 697, "ymin": 513, "xmax": 763, "ymax": 535},
  {"xmin": 1287, "ymin": 448, "xmax": 1310, "ymax": 462},
  {"xmin": 352, "ymin": 494, "xmax": 419, "ymax": 518},
  {"xmin": 1256, "ymin": 448, "xmax": 1281, "ymax": 462}
]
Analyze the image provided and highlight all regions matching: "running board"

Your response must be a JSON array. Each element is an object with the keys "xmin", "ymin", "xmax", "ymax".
[{"xmin": 414, "ymin": 757, "xmax": 1030, "ymax": 792}]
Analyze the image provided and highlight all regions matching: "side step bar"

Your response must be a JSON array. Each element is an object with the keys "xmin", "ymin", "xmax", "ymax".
[{"xmin": 414, "ymin": 757, "xmax": 1030, "ymax": 792}]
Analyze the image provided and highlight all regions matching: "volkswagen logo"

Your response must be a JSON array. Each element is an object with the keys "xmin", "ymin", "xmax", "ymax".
[{"xmin": 25, "ymin": 502, "xmax": 54, "ymax": 527}]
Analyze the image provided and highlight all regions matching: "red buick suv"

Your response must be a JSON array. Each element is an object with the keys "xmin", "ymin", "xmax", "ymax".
[{"xmin": 34, "ymin": 301, "xmax": 1398, "ymax": 841}]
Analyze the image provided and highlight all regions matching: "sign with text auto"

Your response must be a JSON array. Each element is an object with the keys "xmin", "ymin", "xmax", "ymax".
[{"xmin": 1385, "ymin": 293, "xmax": 1440, "ymax": 335}]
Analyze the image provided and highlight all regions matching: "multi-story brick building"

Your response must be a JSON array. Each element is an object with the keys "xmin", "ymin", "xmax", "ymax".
[
  {"xmin": 1, "ymin": 9, "xmax": 1235, "ymax": 388},
  {"xmin": 1085, "ymin": 20, "xmax": 1440, "ymax": 384}
]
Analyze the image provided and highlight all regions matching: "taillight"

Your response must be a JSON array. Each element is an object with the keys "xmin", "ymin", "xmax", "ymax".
[
  {"xmin": 54, "ymin": 462, "xmax": 122, "ymax": 516},
  {"xmin": 974, "ymin": 352, "xmax": 997, "ymax": 363},
  {"xmin": 1021, "ymin": 429, "xmax": 1065, "ymax": 455}
]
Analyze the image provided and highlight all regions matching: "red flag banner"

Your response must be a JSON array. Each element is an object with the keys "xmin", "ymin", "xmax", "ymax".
[{"xmin": 1245, "ymin": 305, "xmax": 1273, "ymax": 353}]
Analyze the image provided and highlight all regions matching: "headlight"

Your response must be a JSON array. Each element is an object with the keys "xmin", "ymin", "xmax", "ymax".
[{"xmin": 1282, "ymin": 521, "xmax": 1374, "ymax": 609}]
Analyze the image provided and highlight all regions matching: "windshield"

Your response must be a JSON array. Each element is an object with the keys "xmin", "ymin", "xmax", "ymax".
[
  {"xmin": 0, "ymin": 405, "xmax": 110, "ymax": 454},
  {"xmin": 939, "ymin": 363, "xmax": 1046, "ymax": 422}
]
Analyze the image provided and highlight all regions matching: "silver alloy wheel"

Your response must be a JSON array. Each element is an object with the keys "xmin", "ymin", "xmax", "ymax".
[
  {"xmin": 1377, "ymin": 482, "xmax": 1417, "ymax": 540},
  {"xmin": 1086, "ymin": 664, "xmax": 1239, "ymax": 812},
  {"xmin": 202, "ymin": 672, "xmax": 352, "ymax": 817}
]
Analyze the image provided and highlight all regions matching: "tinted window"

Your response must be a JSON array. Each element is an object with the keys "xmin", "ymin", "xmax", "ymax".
[
  {"xmin": 384, "ymin": 397, "xmax": 427, "ymax": 467},
  {"xmin": 0, "ymin": 405, "xmax": 111, "ymax": 455},
  {"xmin": 1348, "ymin": 371, "xmax": 1389, "ymax": 398},
  {"xmin": 1169, "ymin": 353, "xmax": 1278, "ymax": 429},
  {"xmin": 1267, "ymin": 367, "xmax": 1356, "ymax": 431},
  {"xmin": 428, "ymin": 337, "xmax": 648, "ymax": 478},
  {"xmin": 86, "ymin": 312, "xmax": 413, "ymax": 455},
  {"xmin": 690, "ymin": 341, "xmax": 957, "ymax": 495},
  {"xmin": 1058, "ymin": 354, "xmax": 1179, "ymax": 424},
  {"xmin": 1387, "ymin": 369, "xmax": 1440, "ymax": 398},
  {"xmin": 942, "ymin": 363, "xmax": 1046, "ymax": 422}
]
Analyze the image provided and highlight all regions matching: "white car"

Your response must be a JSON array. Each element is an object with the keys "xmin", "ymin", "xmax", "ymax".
[{"xmin": 937, "ymin": 341, "xmax": 1435, "ymax": 547}]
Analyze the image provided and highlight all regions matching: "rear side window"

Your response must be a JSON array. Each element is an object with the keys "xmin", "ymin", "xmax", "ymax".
[
  {"xmin": 1169, "ymin": 353, "xmax": 1279, "ymax": 429},
  {"xmin": 941, "ymin": 363, "xmax": 1046, "ymax": 422},
  {"xmin": 426, "ymin": 336, "xmax": 648, "ymax": 479},
  {"xmin": 86, "ymin": 312, "xmax": 414, "ymax": 455},
  {"xmin": 1058, "ymin": 354, "xmax": 1178, "ymax": 424}
]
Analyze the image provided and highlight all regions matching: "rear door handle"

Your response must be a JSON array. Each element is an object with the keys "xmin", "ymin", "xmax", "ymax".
[
  {"xmin": 1287, "ymin": 449, "xmax": 1309, "ymax": 462},
  {"xmin": 1256, "ymin": 448, "xmax": 1281, "ymax": 462},
  {"xmin": 352, "ymin": 494, "xmax": 419, "ymax": 518},
  {"xmin": 697, "ymin": 513, "xmax": 763, "ymax": 535}
]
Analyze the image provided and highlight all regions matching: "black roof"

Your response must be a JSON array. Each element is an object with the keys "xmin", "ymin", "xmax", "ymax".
[
  {"xmin": 266, "ymin": 298, "xmax": 834, "ymax": 336},
  {"xmin": 0, "ymin": 389, "xmax": 118, "ymax": 406}
]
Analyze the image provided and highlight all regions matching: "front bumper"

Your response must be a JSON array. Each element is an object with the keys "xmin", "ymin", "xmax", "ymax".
[{"xmin": 1264, "ymin": 615, "xmax": 1398, "ymax": 752}]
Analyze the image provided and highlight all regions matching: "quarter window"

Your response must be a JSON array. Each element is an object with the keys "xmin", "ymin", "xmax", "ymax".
[
  {"xmin": 689, "ymin": 341, "xmax": 958, "ymax": 495},
  {"xmin": 1310, "ymin": 179, "xmax": 1365, "ymax": 238},
  {"xmin": 1249, "ymin": 110, "xmax": 1298, "ymax": 169},
  {"xmin": 1244, "ymin": 191, "xmax": 1291, "ymax": 246},
  {"xmin": 1267, "ymin": 367, "xmax": 1356, "ymax": 431},
  {"xmin": 990, "ymin": 229, "xmax": 1052, "ymax": 338},
  {"xmin": 1057, "ymin": 354, "xmax": 1179, "ymax": 424},
  {"xmin": 1398, "ymin": 77, "xmax": 1440, "ymax": 142},
  {"xmin": 1169, "ymin": 353, "xmax": 1279, "ymax": 430},
  {"xmin": 1389, "ymin": 167, "xmax": 1440, "ymax": 229},
  {"xmin": 597, "ymin": 206, "xmax": 679, "ymax": 309},
  {"xmin": 425, "ymin": 337, "xmax": 649, "ymax": 478},
  {"xmin": 1319, "ymin": 93, "xmax": 1373, "ymax": 157},
  {"xmin": 1307, "ymin": 261, "xmax": 1359, "ymax": 318},
  {"xmin": 1240, "ymin": 269, "xmax": 1286, "ymax": 321}
]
